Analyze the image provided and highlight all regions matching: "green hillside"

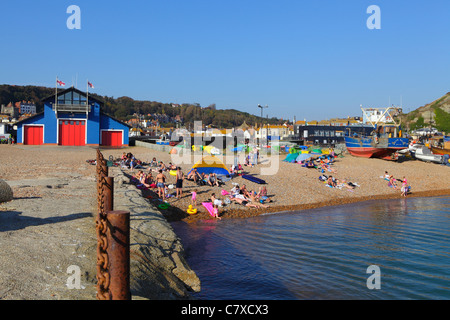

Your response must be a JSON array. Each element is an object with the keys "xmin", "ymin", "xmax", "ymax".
[
  {"xmin": 0, "ymin": 84, "xmax": 283, "ymax": 128},
  {"xmin": 397, "ymin": 92, "xmax": 450, "ymax": 133}
]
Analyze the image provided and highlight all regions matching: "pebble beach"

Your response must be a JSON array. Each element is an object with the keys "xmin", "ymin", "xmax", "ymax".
[{"xmin": 2, "ymin": 144, "xmax": 450, "ymax": 222}]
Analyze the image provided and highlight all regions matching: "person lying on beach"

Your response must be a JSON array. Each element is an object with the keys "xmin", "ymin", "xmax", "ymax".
[
  {"xmin": 320, "ymin": 162, "xmax": 337, "ymax": 174},
  {"xmin": 335, "ymin": 179, "xmax": 356, "ymax": 190},
  {"xmin": 249, "ymin": 193, "xmax": 270, "ymax": 208},
  {"xmin": 230, "ymin": 195, "xmax": 259, "ymax": 208}
]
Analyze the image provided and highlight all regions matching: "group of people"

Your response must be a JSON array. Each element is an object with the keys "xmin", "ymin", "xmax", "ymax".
[
  {"xmin": 186, "ymin": 168, "xmax": 223, "ymax": 187},
  {"xmin": 126, "ymin": 153, "xmax": 276, "ymax": 220},
  {"xmin": 227, "ymin": 184, "xmax": 272, "ymax": 208},
  {"xmin": 383, "ymin": 171, "xmax": 409, "ymax": 197},
  {"xmin": 121, "ymin": 152, "xmax": 144, "ymax": 170}
]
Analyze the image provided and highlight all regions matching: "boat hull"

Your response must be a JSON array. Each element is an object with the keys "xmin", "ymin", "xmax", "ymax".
[
  {"xmin": 345, "ymin": 136, "xmax": 409, "ymax": 160},
  {"xmin": 430, "ymin": 146, "xmax": 450, "ymax": 155}
]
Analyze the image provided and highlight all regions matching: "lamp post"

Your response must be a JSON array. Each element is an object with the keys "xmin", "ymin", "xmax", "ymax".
[{"xmin": 257, "ymin": 104, "xmax": 268, "ymax": 146}]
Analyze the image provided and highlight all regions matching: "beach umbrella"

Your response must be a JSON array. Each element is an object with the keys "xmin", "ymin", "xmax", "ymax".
[{"xmin": 295, "ymin": 153, "xmax": 313, "ymax": 162}]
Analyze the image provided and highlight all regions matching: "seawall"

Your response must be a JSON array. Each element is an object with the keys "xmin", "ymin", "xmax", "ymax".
[{"xmin": 109, "ymin": 167, "xmax": 200, "ymax": 300}]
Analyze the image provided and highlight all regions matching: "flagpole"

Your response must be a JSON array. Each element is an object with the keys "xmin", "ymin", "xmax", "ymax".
[
  {"xmin": 86, "ymin": 79, "xmax": 89, "ymax": 111},
  {"xmin": 55, "ymin": 76, "xmax": 58, "ymax": 112}
]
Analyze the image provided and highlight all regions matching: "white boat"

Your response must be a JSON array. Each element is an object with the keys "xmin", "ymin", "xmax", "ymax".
[
  {"xmin": 398, "ymin": 142, "xmax": 424, "ymax": 154},
  {"xmin": 412, "ymin": 145, "xmax": 443, "ymax": 163}
]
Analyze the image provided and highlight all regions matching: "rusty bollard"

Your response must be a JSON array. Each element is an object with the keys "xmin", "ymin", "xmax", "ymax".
[{"xmin": 106, "ymin": 210, "xmax": 131, "ymax": 300}]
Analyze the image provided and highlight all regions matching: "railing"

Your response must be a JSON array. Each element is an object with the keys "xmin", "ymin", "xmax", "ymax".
[
  {"xmin": 54, "ymin": 103, "xmax": 90, "ymax": 113},
  {"xmin": 96, "ymin": 149, "xmax": 131, "ymax": 300}
]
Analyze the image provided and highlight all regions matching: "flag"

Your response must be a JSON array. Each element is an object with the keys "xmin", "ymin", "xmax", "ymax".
[
  {"xmin": 57, "ymin": 79, "xmax": 65, "ymax": 87},
  {"xmin": 88, "ymin": 81, "xmax": 94, "ymax": 88}
]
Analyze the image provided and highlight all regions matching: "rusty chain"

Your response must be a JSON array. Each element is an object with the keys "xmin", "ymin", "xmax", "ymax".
[{"xmin": 96, "ymin": 149, "xmax": 111, "ymax": 300}]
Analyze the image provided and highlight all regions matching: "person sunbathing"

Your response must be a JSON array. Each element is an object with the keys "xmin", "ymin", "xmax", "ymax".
[
  {"xmin": 257, "ymin": 186, "xmax": 273, "ymax": 202},
  {"xmin": 230, "ymin": 195, "xmax": 259, "ymax": 208},
  {"xmin": 249, "ymin": 193, "xmax": 269, "ymax": 208},
  {"xmin": 327, "ymin": 176, "xmax": 337, "ymax": 188}
]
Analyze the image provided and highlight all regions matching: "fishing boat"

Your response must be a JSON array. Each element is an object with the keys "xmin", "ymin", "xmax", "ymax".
[
  {"xmin": 430, "ymin": 145, "xmax": 450, "ymax": 156},
  {"xmin": 411, "ymin": 145, "xmax": 443, "ymax": 164},
  {"xmin": 344, "ymin": 107, "xmax": 409, "ymax": 160}
]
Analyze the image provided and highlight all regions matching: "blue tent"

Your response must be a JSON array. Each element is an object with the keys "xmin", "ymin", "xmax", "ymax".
[{"xmin": 283, "ymin": 153, "xmax": 299, "ymax": 162}]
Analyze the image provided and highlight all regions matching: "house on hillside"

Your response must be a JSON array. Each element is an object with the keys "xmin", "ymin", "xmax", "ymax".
[{"xmin": 14, "ymin": 87, "xmax": 130, "ymax": 147}]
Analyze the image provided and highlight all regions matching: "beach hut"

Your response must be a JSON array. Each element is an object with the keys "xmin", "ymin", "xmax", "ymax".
[{"xmin": 187, "ymin": 155, "xmax": 231, "ymax": 176}]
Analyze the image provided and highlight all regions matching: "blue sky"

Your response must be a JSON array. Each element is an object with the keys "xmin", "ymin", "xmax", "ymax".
[{"xmin": 1, "ymin": 0, "xmax": 449, "ymax": 121}]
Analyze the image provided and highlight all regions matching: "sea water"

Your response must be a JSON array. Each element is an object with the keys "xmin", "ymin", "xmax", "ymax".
[{"xmin": 171, "ymin": 196, "xmax": 450, "ymax": 300}]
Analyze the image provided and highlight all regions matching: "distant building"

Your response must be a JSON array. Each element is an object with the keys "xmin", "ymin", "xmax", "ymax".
[
  {"xmin": 15, "ymin": 101, "xmax": 36, "ymax": 114},
  {"xmin": 1, "ymin": 102, "xmax": 19, "ymax": 118},
  {"xmin": 14, "ymin": 87, "xmax": 130, "ymax": 146}
]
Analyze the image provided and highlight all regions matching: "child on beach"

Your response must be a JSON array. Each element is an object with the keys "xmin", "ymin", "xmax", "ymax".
[
  {"xmin": 191, "ymin": 189, "xmax": 198, "ymax": 206},
  {"xmin": 401, "ymin": 177, "xmax": 408, "ymax": 197},
  {"xmin": 212, "ymin": 204, "xmax": 221, "ymax": 220}
]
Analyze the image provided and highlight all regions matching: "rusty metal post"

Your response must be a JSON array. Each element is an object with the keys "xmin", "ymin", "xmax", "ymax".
[
  {"xmin": 106, "ymin": 210, "xmax": 131, "ymax": 300},
  {"xmin": 103, "ymin": 177, "xmax": 114, "ymax": 213}
]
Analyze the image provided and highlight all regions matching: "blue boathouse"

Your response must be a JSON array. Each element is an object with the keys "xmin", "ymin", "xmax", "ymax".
[{"xmin": 15, "ymin": 87, "xmax": 130, "ymax": 147}]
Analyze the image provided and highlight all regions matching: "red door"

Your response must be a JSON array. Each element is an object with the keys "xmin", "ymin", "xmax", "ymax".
[
  {"xmin": 102, "ymin": 131, "xmax": 122, "ymax": 147},
  {"xmin": 59, "ymin": 120, "xmax": 85, "ymax": 146},
  {"xmin": 24, "ymin": 125, "xmax": 43, "ymax": 145}
]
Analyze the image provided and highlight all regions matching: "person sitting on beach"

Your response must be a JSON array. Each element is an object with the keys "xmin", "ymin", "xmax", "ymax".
[
  {"xmin": 249, "ymin": 193, "xmax": 269, "ymax": 208},
  {"xmin": 240, "ymin": 184, "xmax": 251, "ymax": 197},
  {"xmin": 327, "ymin": 175, "xmax": 337, "ymax": 188},
  {"xmin": 158, "ymin": 161, "xmax": 167, "ymax": 172},
  {"xmin": 150, "ymin": 157, "xmax": 158, "ymax": 167},
  {"xmin": 210, "ymin": 193, "xmax": 223, "ymax": 207},
  {"xmin": 388, "ymin": 175, "xmax": 398, "ymax": 189},
  {"xmin": 231, "ymin": 184, "xmax": 240, "ymax": 196},
  {"xmin": 383, "ymin": 171, "xmax": 390, "ymax": 180},
  {"xmin": 187, "ymin": 168, "xmax": 201, "ymax": 183},
  {"xmin": 257, "ymin": 186, "xmax": 273, "ymax": 203},
  {"xmin": 168, "ymin": 162, "xmax": 177, "ymax": 170},
  {"xmin": 208, "ymin": 173, "xmax": 220, "ymax": 187},
  {"xmin": 211, "ymin": 204, "xmax": 221, "ymax": 219}
]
